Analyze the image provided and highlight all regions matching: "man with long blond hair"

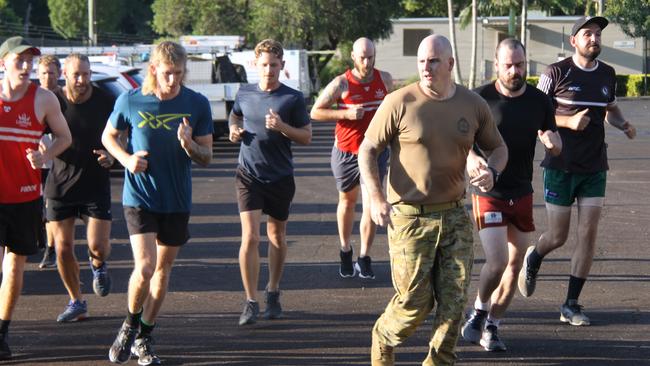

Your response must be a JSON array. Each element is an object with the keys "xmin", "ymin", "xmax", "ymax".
[
  {"xmin": 229, "ymin": 39, "xmax": 311, "ymax": 326},
  {"xmin": 102, "ymin": 41, "xmax": 213, "ymax": 365}
]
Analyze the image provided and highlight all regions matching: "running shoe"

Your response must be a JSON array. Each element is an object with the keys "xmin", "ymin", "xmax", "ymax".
[
  {"xmin": 461, "ymin": 309, "xmax": 487, "ymax": 344},
  {"xmin": 109, "ymin": 322, "xmax": 139, "ymax": 364},
  {"xmin": 238, "ymin": 300, "xmax": 259, "ymax": 326},
  {"xmin": 355, "ymin": 256, "xmax": 375, "ymax": 279},
  {"xmin": 39, "ymin": 246, "xmax": 56, "ymax": 269},
  {"xmin": 91, "ymin": 260, "xmax": 112, "ymax": 297},
  {"xmin": 339, "ymin": 248, "xmax": 355, "ymax": 278},
  {"xmin": 56, "ymin": 299, "xmax": 88, "ymax": 323},
  {"xmin": 518, "ymin": 246, "xmax": 539, "ymax": 297},
  {"xmin": 0, "ymin": 336, "xmax": 11, "ymax": 360},
  {"xmin": 480, "ymin": 324, "xmax": 507, "ymax": 351},
  {"xmin": 263, "ymin": 289, "xmax": 282, "ymax": 320},
  {"xmin": 560, "ymin": 300, "xmax": 591, "ymax": 326},
  {"xmin": 131, "ymin": 336, "xmax": 161, "ymax": 365}
]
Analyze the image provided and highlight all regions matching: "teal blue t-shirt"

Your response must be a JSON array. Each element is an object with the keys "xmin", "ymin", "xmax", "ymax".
[{"xmin": 109, "ymin": 86, "xmax": 213, "ymax": 212}]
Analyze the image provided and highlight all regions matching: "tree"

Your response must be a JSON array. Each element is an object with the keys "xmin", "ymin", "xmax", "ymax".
[
  {"xmin": 151, "ymin": 0, "xmax": 249, "ymax": 38},
  {"xmin": 401, "ymin": 0, "xmax": 454, "ymax": 17},
  {"xmin": 448, "ymin": 0, "xmax": 463, "ymax": 83},
  {"xmin": 1, "ymin": 0, "xmax": 21, "ymax": 24},
  {"xmin": 47, "ymin": 0, "xmax": 128, "ymax": 39},
  {"xmin": 469, "ymin": 0, "xmax": 477, "ymax": 88}
]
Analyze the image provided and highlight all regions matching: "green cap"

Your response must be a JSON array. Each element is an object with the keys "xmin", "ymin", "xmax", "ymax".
[{"xmin": 0, "ymin": 36, "xmax": 41, "ymax": 59}]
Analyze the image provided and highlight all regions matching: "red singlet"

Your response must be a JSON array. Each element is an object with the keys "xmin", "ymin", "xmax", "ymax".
[{"xmin": 0, "ymin": 83, "xmax": 45, "ymax": 203}]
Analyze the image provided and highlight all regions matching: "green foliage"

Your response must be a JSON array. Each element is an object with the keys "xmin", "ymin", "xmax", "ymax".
[
  {"xmin": 526, "ymin": 75, "xmax": 540, "ymax": 86},
  {"xmin": 47, "ymin": 0, "xmax": 129, "ymax": 39},
  {"xmin": 1, "ymin": 0, "xmax": 21, "ymax": 24},
  {"xmin": 605, "ymin": 0, "xmax": 650, "ymax": 39},
  {"xmin": 318, "ymin": 42, "xmax": 352, "ymax": 87},
  {"xmin": 614, "ymin": 74, "xmax": 649, "ymax": 97},
  {"xmin": 151, "ymin": 0, "xmax": 249, "ymax": 38},
  {"xmin": 400, "ymin": 0, "xmax": 452, "ymax": 17}
]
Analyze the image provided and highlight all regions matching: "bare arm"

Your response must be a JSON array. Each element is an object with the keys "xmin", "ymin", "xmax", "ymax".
[
  {"xmin": 555, "ymin": 109, "xmax": 590, "ymax": 130},
  {"xmin": 27, "ymin": 91, "xmax": 71, "ymax": 169},
  {"xmin": 228, "ymin": 111, "xmax": 245, "ymax": 143},
  {"xmin": 310, "ymin": 76, "xmax": 363, "ymax": 121},
  {"xmin": 265, "ymin": 109, "xmax": 312, "ymax": 145},
  {"xmin": 102, "ymin": 122, "xmax": 148, "ymax": 174},
  {"xmin": 358, "ymin": 138, "xmax": 391, "ymax": 227},
  {"xmin": 606, "ymin": 104, "xmax": 636, "ymax": 139},
  {"xmin": 380, "ymin": 71, "xmax": 394, "ymax": 92},
  {"xmin": 538, "ymin": 129, "xmax": 562, "ymax": 156},
  {"xmin": 469, "ymin": 144, "xmax": 508, "ymax": 192},
  {"xmin": 177, "ymin": 117, "xmax": 212, "ymax": 166}
]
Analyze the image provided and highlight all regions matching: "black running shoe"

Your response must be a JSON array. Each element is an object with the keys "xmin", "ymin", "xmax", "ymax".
[
  {"xmin": 238, "ymin": 300, "xmax": 259, "ymax": 326},
  {"xmin": 339, "ymin": 248, "xmax": 355, "ymax": 278},
  {"xmin": 0, "ymin": 336, "xmax": 11, "ymax": 360},
  {"xmin": 480, "ymin": 324, "xmax": 507, "ymax": 351},
  {"xmin": 518, "ymin": 246, "xmax": 540, "ymax": 297},
  {"xmin": 109, "ymin": 322, "xmax": 139, "ymax": 364},
  {"xmin": 263, "ymin": 289, "xmax": 282, "ymax": 320},
  {"xmin": 461, "ymin": 309, "xmax": 487, "ymax": 344},
  {"xmin": 131, "ymin": 336, "xmax": 161, "ymax": 365},
  {"xmin": 355, "ymin": 256, "xmax": 375, "ymax": 279}
]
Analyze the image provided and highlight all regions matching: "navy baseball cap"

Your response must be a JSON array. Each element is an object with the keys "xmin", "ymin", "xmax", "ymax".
[{"xmin": 571, "ymin": 16, "xmax": 608, "ymax": 36}]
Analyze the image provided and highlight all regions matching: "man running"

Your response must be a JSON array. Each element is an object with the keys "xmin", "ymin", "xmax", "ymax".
[
  {"xmin": 360, "ymin": 34, "xmax": 507, "ymax": 366},
  {"xmin": 103, "ymin": 41, "xmax": 213, "ymax": 365},
  {"xmin": 0, "ymin": 36, "xmax": 71, "ymax": 359},
  {"xmin": 229, "ymin": 39, "xmax": 311, "ymax": 326},
  {"xmin": 310, "ymin": 37, "xmax": 393, "ymax": 279},
  {"xmin": 37, "ymin": 54, "xmax": 66, "ymax": 268},
  {"xmin": 519, "ymin": 16, "xmax": 637, "ymax": 326},
  {"xmin": 460, "ymin": 38, "xmax": 561, "ymax": 352},
  {"xmin": 45, "ymin": 54, "xmax": 115, "ymax": 323}
]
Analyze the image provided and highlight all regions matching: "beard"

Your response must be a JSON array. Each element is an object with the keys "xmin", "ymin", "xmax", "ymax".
[
  {"xmin": 497, "ymin": 72, "xmax": 526, "ymax": 92},
  {"xmin": 578, "ymin": 44, "xmax": 601, "ymax": 61},
  {"xmin": 66, "ymin": 83, "xmax": 89, "ymax": 102}
]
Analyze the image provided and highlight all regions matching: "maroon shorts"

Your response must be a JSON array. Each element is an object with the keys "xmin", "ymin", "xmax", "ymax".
[{"xmin": 471, "ymin": 193, "xmax": 535, "ymax": 232}]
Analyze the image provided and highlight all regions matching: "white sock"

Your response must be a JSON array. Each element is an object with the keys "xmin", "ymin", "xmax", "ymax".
[
  {"xmin": 474, "ymin": 296, "xmax": 490, "ymax": 312},
  {"xmin": 486, "ymin": 316, "xmax": 501, "ymax": 327}
]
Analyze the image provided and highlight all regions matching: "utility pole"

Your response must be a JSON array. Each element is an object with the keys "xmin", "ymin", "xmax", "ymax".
[{"xmin": 88, "ymin": 0, "xmax": 97, "ymax": 46}]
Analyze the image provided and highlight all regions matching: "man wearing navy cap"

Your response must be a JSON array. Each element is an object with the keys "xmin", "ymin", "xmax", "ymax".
[{"xmin": 519, "ymin": 16, "xmax": 636, "ymax": 326}]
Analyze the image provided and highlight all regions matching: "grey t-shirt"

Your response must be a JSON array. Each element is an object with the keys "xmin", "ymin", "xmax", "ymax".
[{"xmin": 232, "ymin": 83, "xmax": 310, "ymax": 183}]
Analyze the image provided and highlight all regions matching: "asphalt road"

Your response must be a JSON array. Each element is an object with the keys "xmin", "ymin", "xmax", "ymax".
[{"xmin": 2, "ymin": 99, "xmax": 649, "ymax": 365}]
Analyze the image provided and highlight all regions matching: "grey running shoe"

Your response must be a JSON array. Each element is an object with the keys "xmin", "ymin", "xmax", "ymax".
[
  {"xmin": 355, "ymin": 256, "xmax": 375, "ymax": 279},
  {"xmin": 560, "ymin": 300, "xmax": 591, "ymax": 326},
  {"xmin": 263, "ymin": 289, "xmax": 282, "ymax": 320},
  {"xmin": 238, "ymin": 300, "xmax": 259, "ymax": 326},
  {"xmin": 39, "ymin": 246, "xmax": 56, "ymax": 269},
  {"xmin": 480, "ymin": 324, "xmax": 507, "ymax": 352},
  {"xmin": 56, "ymin": 299, "xmax": 88, "ymax": 323},
  {"xmin": 109, "ymin": 322, "xmax": 139, "ymax": 364},
  {"xmin": 131, "ymin": 336, "xmax": 161, "ymax": 366},
  {"xmin": 0, "ymin": 336, "xmax": 11, "ymax": 360},
  {"xmin": 461, "ymin": 309, "xmax": 487, "ymax": 344},
  {"xmin": 518, "ymin": 246, "xmax": 539, "ymax": 297},
  {"xmin": 91, "ymin": 260, "xmax": 112, "ymax": 297},
  {"xmin": 339, "ymin": 248, "xmax": 355, "ymax": 278}
]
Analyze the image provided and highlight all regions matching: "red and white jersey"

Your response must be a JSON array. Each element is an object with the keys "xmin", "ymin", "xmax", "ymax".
[
  {"xmin": 0, "ymin": 83, "xmax": 45, "ymax": 203},
  {"xmin": 335, "ymin": 69, "xmax": 388, "ymax": 154}
]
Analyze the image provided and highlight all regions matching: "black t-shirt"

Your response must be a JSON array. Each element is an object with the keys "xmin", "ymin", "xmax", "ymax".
[
  {"xmin": 473, "ymin": 82, "xmax": 556, "ymax": 200},
  {"xmin": 45, "ymin": 86, "xmax": 115, "ymax": 201},
  {"xmin": 537, "ymin": 57, "xmax": 617, "ymax": 173}
]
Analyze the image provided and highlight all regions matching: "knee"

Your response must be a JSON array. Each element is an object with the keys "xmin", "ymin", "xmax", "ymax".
[
  {"xmin": 134, "ymin": 264, "xmax": 155, "ymax": 282},
  {"xmin": 55, "ymin": 241, "xmax": 75, "ymax": 258},
  {"xmin": 484, "ymin": 257, "xmax": 508, "ymax": 276},
  {"xmin": 241, "ymin": 232, "xmax": 260, "ymax": 248},
  {"xmin": 544, "ymin": 230, "xmax": 568, "ymax": 249}
]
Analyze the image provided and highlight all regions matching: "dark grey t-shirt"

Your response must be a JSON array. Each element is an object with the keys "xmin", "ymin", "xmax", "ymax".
[{"xmin": 232, "ymin": 83, "xmax": 310, "ymax": 183}]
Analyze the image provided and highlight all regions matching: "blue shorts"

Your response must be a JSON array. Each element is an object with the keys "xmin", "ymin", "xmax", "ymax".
[{"xmin": 330, "ymin": 145, "xmax": 388, "ymax": 192}]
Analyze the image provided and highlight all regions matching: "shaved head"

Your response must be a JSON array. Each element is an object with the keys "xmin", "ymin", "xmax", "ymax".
[
  {"xmin": 417, "ymin": 34, "xmax": 452, "ymax": 61},
  {"xmin": 416, "ymin": 34, "xmax": 455, "ymax": 97},
  {"xmin": 350, "ymin": 37, "xmax": 376, "ymax": 80}
]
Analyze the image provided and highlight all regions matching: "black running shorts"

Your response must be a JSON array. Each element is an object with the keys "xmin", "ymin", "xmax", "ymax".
[
  {"xmin": 0, "ymin": 198, "xmax": 42, "ymax": 256},
  {"xmin": 235, "ymin": 166, "xmax": 295, "ymax": 221},
  {"xmin": 123, "ymin": 206, "xmax": 190, "ymax": 246}
]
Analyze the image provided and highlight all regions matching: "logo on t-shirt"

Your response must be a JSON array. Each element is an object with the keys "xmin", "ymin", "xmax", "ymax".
[
  {"xmin": 601, "ymin": 86, "xmax": 609, "ymax": 97},
  {"xmin": 457, "ymin": 117, "xmax": 470, "ymax": 134},
  {"xmin": 374, "ymin": 89, "xmax": 385, "ymax": 99},
  {"xmin": 16, "ymin": 113, "xmax": 31, "ymax": 128},
  {"xmin": 137, "ymin": 112, "xmax": 191, "ymax": 130},
  {"xmin": 3, "ymin": 106, "xmax": 10, "ymax": 113}
]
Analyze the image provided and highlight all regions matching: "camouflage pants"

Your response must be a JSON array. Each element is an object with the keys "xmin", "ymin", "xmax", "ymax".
[{"xmin": 372, "ymin": 205, "xmax": 474, "ymax": 366}]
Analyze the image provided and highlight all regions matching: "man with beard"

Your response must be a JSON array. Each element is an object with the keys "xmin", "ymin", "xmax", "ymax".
[
  {"xmin": 519, "ymin": 16, "xmax": 636, "ymax": 326},
  {"xmin": 310, "ymin": 37, "xmax": 393, "ymax": 279},
  {"xmin": 45, "ymin": 54, "xmax": 116, "ymax": 323},
  {"xmin": 0, "ymin": 36, "xmax": 71, "ymax": 359},
  {"xmin": 460, "ymin": 38, "xmax": 561, "ymax": 352},
  {"xmin": 37, "ymin": 54, "xmax": 66, "ymax": 268}
]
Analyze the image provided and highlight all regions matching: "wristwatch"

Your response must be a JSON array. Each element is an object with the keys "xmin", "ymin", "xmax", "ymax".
[{"xmin": 488, "ymin": 166, "xmax": 500, "ymax": 184}]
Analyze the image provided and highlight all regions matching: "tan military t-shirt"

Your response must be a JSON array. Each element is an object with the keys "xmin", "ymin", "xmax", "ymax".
[{"xmin": 365, "ymin": 82, "xmax": 504, "ymax": 205}]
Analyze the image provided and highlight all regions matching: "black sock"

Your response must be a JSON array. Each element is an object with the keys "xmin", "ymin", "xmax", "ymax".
[
  {"xmin": 566, "ymin": 275, "xmax": 586, "ymax": 303},
  {"xmin": 138, "ymin": 319, "xmax": 155, "ymax": 339},
  {"xmin": 125, "ymin": 309, "xmax": 142, "ymax": 328},
  {"xmin": 0, "ymin": 320, "xmax": 10, "ymax": 338},
  {"xmin": 527, "ymin": 248, "xmax": 544, "ymax": 269}
]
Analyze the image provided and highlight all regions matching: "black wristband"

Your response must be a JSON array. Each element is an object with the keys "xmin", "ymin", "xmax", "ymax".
[{"xmin": 488, "ymin": 166, "xmax": 500, "ymax": 184}]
